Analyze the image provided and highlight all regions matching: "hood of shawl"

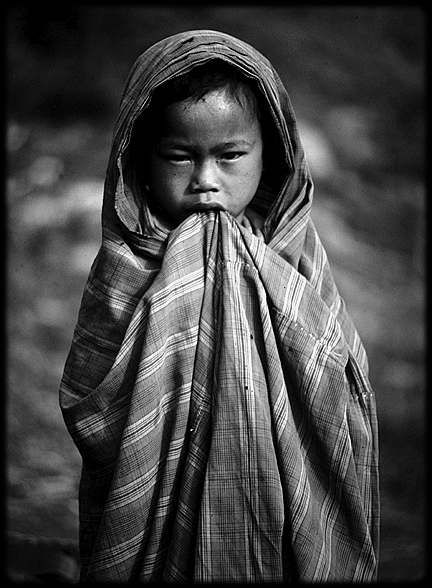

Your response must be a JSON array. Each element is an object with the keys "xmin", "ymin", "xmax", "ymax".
[{"xmin": 105, "ymin": 30, "xmax": 312, "ymax": 242}]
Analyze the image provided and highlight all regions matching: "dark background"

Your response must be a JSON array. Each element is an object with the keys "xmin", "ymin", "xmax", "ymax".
[{"xmin": 6, "ymin": 6, "xmax": 425, "ymax": 582}]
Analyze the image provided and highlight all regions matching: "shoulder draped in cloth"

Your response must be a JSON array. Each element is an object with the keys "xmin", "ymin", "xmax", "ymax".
[{"xmin": 59, "ymin": 30, "xmax": 379, "ymax": 582}]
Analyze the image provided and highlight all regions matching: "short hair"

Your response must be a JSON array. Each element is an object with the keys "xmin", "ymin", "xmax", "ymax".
[{"xmin": 148, "ymin": 60, "xmax": 262, "ymax": 125}]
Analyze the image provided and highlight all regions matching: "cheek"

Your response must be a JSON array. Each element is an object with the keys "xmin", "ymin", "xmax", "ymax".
[
  {"xmin": 150, "ymin": 160, "xmax": 179, "ymax": 190},
  {"xmin": 247, "ymin": 155, "xmax": 264, "ymax": 187},
  {"xmin": 256, "ymin": 149, "xmax": 264, "ymax": 173},
  {"xmin": 248, "ymin": 147, "xmax": 263, "ymax": 176},
  {"xmin": 150, "ymin": 169, "xmax": 189, "ymax": 210}
]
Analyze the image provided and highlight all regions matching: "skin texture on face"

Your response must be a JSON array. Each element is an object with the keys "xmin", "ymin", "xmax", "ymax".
[{"xmin": 146, "ymin": 88, "xmax": 264, "ymax": 229}]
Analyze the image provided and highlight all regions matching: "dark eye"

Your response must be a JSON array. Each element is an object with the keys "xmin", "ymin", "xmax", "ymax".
[
  {"xmin": 170, "ymin": 154, "xmax": 190, "ymax": 162},
  {"xmin": 221, "ymin": 152, "xmax": 243, "ymax": 162},
  {"xmin": 160, "ymin": 151, "xmax": 190, "ymax": 163}
]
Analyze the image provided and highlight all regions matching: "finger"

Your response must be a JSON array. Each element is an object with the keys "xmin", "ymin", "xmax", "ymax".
[
  {"xmin": 245, "ymin": 208, "xmax": 264, "ymax": 230},
  {"xmin": 242, "ymin": 214, "xmax": 253, "ymax": 233}
]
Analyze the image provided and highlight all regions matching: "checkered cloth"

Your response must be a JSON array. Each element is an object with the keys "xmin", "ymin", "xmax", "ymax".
[{"xmin": 60, "ymin": 30, "xmax": 379, "ymax": 582}]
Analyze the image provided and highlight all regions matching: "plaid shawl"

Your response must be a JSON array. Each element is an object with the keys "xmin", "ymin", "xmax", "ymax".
[{"xmin": 60, "ymin": 30, "xmax": 379, "ymax": 582}]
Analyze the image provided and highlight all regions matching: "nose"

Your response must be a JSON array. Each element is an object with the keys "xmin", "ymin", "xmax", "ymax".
[{"xmin": 191, "ymin": 159, "xmax": 219, "ymax": 192}]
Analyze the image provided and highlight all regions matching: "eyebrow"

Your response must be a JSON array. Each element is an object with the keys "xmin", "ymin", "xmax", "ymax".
[{"xmin": 156, "ymin": 138, "xmax": 255, "ymax": 150}]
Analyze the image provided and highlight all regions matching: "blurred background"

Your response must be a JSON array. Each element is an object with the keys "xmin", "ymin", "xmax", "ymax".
[{"xmin": 6, "ymin": 6, "xmax": 425, "ymax": 582}]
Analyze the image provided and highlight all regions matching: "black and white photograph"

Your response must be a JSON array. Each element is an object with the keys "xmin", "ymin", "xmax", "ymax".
[{"xmin": 6, "ymin": 6, "xmax": 425, "ymax": 583}]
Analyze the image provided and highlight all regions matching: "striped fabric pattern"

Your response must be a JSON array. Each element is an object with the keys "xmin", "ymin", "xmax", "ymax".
[{"xmin": 59, "ymin": 30, "xmax": 379, "ymax": 582}]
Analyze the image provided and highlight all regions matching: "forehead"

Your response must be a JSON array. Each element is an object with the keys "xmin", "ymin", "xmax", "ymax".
[{"xmin": 158, "ymin": 88, "xmax": 261, "ymax": 141}]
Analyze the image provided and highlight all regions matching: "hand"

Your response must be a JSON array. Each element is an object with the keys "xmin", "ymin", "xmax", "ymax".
[{"xmin": 241, "ymin": 208, "xmax": 265, "ymax": 241}]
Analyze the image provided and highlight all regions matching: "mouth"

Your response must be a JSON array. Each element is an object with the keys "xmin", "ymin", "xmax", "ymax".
[{"xmin": 188, "ymin": 202, "xmax": 227, "ymax": 213}]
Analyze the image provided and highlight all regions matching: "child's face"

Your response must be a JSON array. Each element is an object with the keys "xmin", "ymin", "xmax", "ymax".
[{"xmin": 146, "ymin": 88, "xmax": 263, "ymax": 227}]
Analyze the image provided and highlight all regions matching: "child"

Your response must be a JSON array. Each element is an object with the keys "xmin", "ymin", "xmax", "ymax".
[{"xmin": 60, "ymin": 30, "xmax": 379, "ymax": 583}]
